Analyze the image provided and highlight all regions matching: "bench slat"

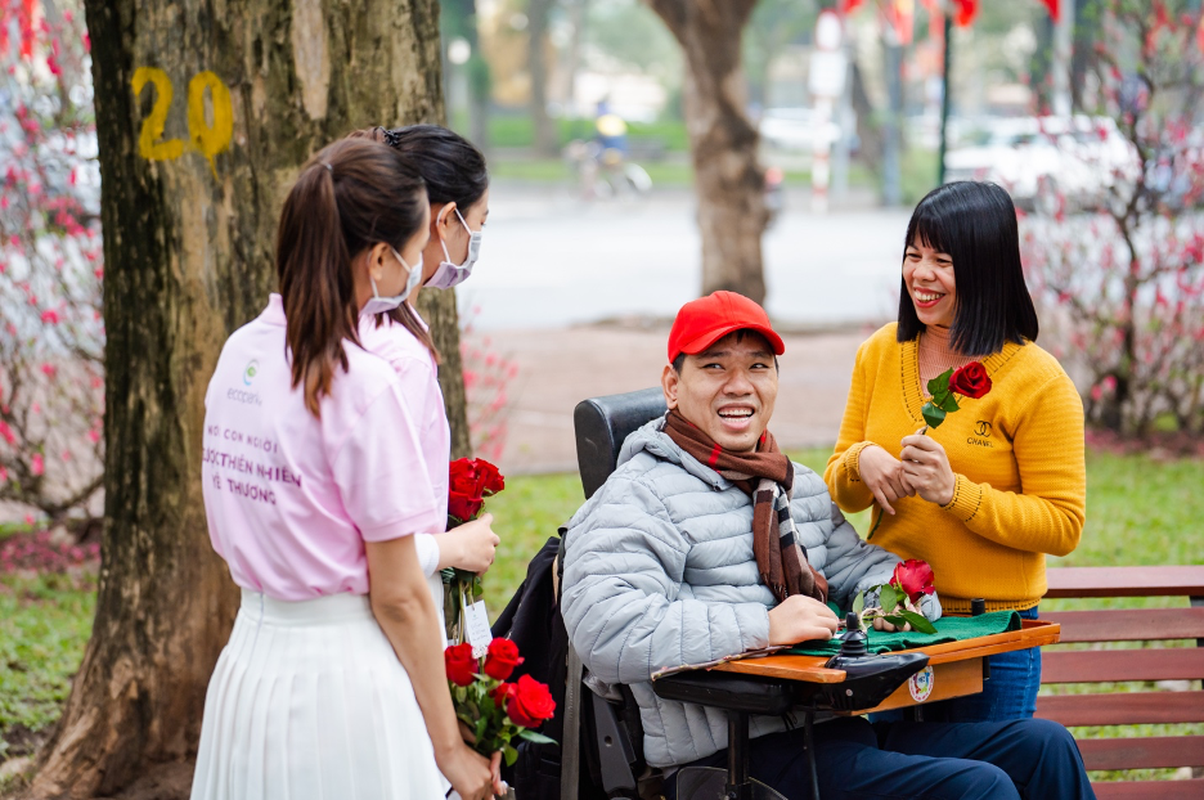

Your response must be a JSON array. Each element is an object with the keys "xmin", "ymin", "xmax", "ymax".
[
  {"xmin": 1041, "ymin": 608, "xmax": 1204, "ymax": 643},
  {"xmin": 1078, "ymin": 735, "xmax": 1204, "ymax": 770},
  {"xmin": 1036, "ymin": 690, "xmax": 1204, "ymax": 726},
  {"xmin": 1046, "ymin": 566, "xmax": 1204, "ymax": 598},
  {"xmin": 1093, "ymin": 779, "xmax": 1204, "ymax": 799},
  {"xmin": 1042, "ymin": 648, "xmax": 1204, "ymax": 683}
]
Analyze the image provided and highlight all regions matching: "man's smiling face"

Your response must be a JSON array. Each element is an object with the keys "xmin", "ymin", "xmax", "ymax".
[{"xmin": 662, "ymin": 331, "xmax": 778, "ymax": 453}]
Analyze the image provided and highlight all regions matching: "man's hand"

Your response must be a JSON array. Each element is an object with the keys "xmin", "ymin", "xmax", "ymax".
[
  {"xmin": 767, "ymin": 595, "xmax": 840, "ymax": 646},
  {"xmin": 858, "ymin": 444, "xmax": 914, "ymax": 516},
  {"xmin": 899, "ymin": 435, "xmax": 956, "ymax": 506}
]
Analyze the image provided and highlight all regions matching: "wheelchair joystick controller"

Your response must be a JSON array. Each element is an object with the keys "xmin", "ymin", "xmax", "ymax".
[
  {"xmin": 835, "ymin": 612, "xmax": 868, "ymax": 657},
  {"xmin": 819, "ymin": 612, "xmax": 930, "ymax": 711}
]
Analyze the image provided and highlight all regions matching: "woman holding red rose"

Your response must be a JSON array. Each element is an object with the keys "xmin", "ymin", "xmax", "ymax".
[
  {"xmin": 825, "ymin": 181, "xmax": 1086, "ymax": 722},
  {"xmin": 347, "ymin": 125, "xmax": 503, "ymax": 644}
]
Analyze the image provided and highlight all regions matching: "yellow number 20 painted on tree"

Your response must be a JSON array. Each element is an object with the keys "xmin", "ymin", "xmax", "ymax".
[{"xmin": 133, "ymin": 67, "xmax": 233, "ymax": 177}]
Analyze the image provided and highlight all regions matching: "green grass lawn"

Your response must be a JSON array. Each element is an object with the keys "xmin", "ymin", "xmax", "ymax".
[{"xmin": 2, "ymin": 446, "xmax": 1202, "ymax": 785}]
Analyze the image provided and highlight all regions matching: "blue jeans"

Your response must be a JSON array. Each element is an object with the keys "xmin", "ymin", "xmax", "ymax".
[
  {"xmin": 924, "ymin": 606, "xmax": 1042, "ymax": 722},
  {"xmin": 667, "ymin": 715, "xmax": 1095, "ymax": 800}
]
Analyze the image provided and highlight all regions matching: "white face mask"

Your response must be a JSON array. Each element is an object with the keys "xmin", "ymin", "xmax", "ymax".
[
  {"xmin": 426, "ymin": 207, "xmax": 482, "ymax": 290},
  {"xmin": 362, "ymin": 246, "xmax": 423, "ymax": 316}
]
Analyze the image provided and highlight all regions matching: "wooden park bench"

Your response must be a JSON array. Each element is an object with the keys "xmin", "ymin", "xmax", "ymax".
[{"xmin": 1038, "ymin": 565, "xmax": 1204, "ymax": 798}]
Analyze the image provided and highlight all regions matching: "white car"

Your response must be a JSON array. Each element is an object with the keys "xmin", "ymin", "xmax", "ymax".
[
  {"xmin": 758, "ymin": 107, "xmax": 843, "ymax": 153},
  {"xmin": 944, "ymin": 116, "xmax": 1137, "ymax": 211}
]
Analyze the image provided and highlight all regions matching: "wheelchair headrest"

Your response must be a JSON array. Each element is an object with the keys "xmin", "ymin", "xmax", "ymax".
[{"xmin": 573, "ymin": 387, "xmax": 667, "ymax": 499}]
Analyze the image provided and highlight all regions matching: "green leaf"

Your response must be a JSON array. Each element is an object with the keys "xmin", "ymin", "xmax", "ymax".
[
  {"xmin": 926, "ymin": 367, "xmax": 955, "ymax": 399},
  {"xmin": 518, "ymin": 730, "xmax": 558, "ymax": 745},
  {"xmin": 878, "ymin": 583, "xmax": 901, "ymax": 611},
  {"xmin": 503, "ymin": 744, "xmax": 519, "ymax": 767},
  {"xmin": 921, "ymin": 402, "xmax": 947, "ymax": 429},
  {"xmin": 896, "ymin": 609, "xmax": 937, "ymax": 634},
  {"xmin": 937, "ymin": 394, "xmax": 960, "ymax": 414}
]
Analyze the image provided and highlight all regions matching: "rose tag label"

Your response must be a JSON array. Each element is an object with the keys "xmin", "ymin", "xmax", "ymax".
[{"xmin": 464, "ymin": 600, "xmax": 493, "ymax": 659}]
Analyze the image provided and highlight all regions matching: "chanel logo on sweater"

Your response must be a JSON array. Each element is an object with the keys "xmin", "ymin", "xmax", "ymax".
[{"xmin": 967, "ymin": 420, "xmax": 993, "ymax": 448}]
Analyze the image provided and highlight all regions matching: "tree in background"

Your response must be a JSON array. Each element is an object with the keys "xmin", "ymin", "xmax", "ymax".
[
  {"xmin": 743, "ymin": 0, "xmax": 818, "ymax": 110},
  {"xmin": 0, "ymin": 0, "xmax": 103, "ymax": 533},
  {"xmin": 442, "ymin": 0, "xmax": 494, "ymax": 151},
  {"xmin": 646, "ymin": 0, "xmax": 769, "ymax": 303},
  {"xmin": 20, "ymin": 1, "xmax": 464, "ymax": 796},
  {"xmin": 1021, "ymin": 0, "xmax": 1204, "ymax": 437}
]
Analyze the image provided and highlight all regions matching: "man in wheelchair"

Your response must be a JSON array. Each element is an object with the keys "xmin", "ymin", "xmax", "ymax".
[{"xmin": 560, "ymin": 291, "xmax": 1094, "ymax": 799}]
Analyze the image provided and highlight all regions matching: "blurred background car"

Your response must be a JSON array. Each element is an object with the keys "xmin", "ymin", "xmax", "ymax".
[
  {"xmin": 758, "ymin": 106, "xmax": 856, "ymax": 154},
  {"xmin": 944, "ymin": 115, "xmax": 1137, "ymax": 212}
]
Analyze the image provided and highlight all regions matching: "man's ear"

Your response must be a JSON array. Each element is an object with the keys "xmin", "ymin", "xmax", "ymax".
[{"xmin": 661, "ymin": 364, "xmax": 679, "ymax": 409}]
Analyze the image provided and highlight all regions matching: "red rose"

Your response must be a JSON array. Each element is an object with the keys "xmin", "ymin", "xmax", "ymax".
[
  {"xmin": 444, "ymin": 642, "xmax": 478, "ymax": 687},
  {"xmin": 949, "ymin": 362, "xmax": 992, "ymax": 399},
  {"xmin": 448, "ymin": 490, "xmax": 484, "ymax": 523},
  {"xmin": 891, "ymin": 559, "xmax": 935, "ymax": 604},
  {"xmin": 505, "ymin": 674, "xmax": 556, "ymax": 729},
  {"xmin": 449, "ymin": 458, "xmax": 481, "ymax": 495},
  {"xmin": 490, "ymin": 681, "xmax": 517, "ymax": 706},
  {"xmin": 474, "ymin": 459, "xmax": 505, "ymax": 496},
  {"xmin": 482, "ymin": 637, "xmax": 524, "ymax": 681}
]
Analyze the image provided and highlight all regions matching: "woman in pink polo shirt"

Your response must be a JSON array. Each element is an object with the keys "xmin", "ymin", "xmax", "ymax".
[
  {"xmin": 349, "ymin": 124, "xmax": 498, "ymax": 642},
  {"xmin": 192, "ymin": 139, "xmax": 502, "ymax": 800}
]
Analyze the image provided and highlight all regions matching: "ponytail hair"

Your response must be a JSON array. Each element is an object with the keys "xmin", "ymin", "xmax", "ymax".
[{"xmin": 276, "ymin": 138, "xmax": 427, "ymax": 416}]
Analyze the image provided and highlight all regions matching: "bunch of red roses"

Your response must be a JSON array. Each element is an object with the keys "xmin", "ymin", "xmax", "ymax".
[
  {"xmin": 444, "ymin": 637, "xmax": 556, "ymax": 766},
  {"xmin": 448, "ymin": 456, "xmax": 505, "ymax": 525},
  {"xmin": 444, "ymin": 457, "xmax": 506, "ymax": 645},
  {"xmin": 858, "ymin": 558, "xmax": 937, "ymax": 634}
]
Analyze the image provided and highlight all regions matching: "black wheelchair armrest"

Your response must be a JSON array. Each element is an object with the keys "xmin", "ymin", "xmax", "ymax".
[{"xmin": 652, "ymin": 671, "xmax": 796, "ymax": 717}]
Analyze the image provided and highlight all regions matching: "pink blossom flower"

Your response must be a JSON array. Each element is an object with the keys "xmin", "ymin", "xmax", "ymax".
[
  {"xmin": 41, "ymin": 363, "xmax": 57, "ymax": 378},
  {"xmin": 32, "ymin": 453, "xmax": 44, "ymax": 476},
  {"xmin": 41, "ymin": 309, "xmax": 59, "ymax": 324}
]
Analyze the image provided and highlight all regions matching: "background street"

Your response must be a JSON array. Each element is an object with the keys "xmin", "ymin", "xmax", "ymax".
[{"xmin": 463, "ymin": 182, "xmax": 909, "ymax": 474}]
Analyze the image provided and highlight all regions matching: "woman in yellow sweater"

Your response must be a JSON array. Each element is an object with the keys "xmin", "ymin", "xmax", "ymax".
[{"xmin": 824, "ymin": 181, "xmax": 1086, "ymax": 722}]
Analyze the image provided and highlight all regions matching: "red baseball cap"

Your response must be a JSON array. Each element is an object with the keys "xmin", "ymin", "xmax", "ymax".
[{"xmin": 667, "ymin": 291, "xmax": 785, "ymax": 363}]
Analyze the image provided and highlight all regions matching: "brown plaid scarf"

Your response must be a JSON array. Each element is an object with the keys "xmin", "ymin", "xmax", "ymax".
[{"xmin": 662, "ymin": 409, "xmax": 828, "ymax": 604}]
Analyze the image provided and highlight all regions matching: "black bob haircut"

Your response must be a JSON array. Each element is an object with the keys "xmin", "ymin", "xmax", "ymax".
[{"xmin": 897, "ymin": 181, "xmax": 1039, "ymax": 356}]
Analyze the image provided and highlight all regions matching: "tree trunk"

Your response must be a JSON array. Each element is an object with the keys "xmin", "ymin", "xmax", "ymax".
[
  {"xmin": 646, "ymin": 0, "xmax": 767, "ymax": 304},
  {"xmin": 417, "ymin": 289, "xmax": 472, "ymax": 459},
  {"xmin": 528, "ymin": 0, "xmax": 558, "ymax": 156},
  {"xmin": 28, "ymin": 1, "xmax": 458, "ymax": 796}
]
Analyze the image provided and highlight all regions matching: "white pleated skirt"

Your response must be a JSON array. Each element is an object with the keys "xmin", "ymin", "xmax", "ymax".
[{"xmin": 191, "ymin": 589, "xmax": 445, "ymax": 800}]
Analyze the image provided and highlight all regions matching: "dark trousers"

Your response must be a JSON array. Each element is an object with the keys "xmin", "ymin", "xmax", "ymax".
[{"xmin": 669, "ymin": 716, "xmax": 1095, "ymax": 800}]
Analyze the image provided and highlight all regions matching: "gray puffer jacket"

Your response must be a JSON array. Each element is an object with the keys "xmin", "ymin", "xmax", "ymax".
[{"xmin": 561, "ymin": 416, "xmax": 929, "ymax": 769}]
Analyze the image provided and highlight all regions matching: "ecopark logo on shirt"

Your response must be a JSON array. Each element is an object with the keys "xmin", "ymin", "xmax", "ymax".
[{"xmin": 227, "ymin": 360, "xmax": 262, "ymax": 406}]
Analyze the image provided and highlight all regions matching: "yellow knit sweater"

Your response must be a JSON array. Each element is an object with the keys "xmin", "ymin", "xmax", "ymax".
[{"xmin": 824, "ymin": 323, "xmax": 1086, "ymax": 614}]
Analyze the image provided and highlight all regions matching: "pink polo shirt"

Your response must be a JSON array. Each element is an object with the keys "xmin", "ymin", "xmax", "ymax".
[
  {"xmin": 358, "ymin": 310, "xmax": 451, "ymax": 577},
  {"xmin": 201, "ymin": 295, "xmax": 445, "ymax": 600}
]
